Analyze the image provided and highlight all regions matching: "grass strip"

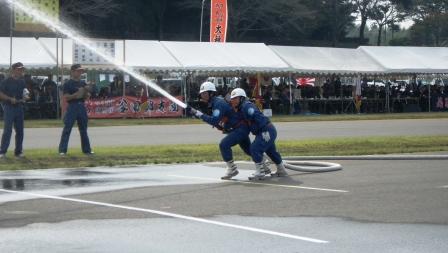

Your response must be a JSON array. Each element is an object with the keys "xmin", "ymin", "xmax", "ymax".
[
  {"xmin": 1, "ymin": 135, "xmax": 447, "ymax": 171},
  {"xmin": 14, "ymin": 112, "xmax": 448, "ymax": 128}
]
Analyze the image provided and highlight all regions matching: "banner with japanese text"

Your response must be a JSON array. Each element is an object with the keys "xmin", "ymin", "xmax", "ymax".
[
  {"xmin": 210, "ymin": 0, "xmax": 228, "ymax": 42},
  {"xmin": 84, "ymin": 96, "xmax": 184, "ymax": 119},
  {"xmin": 14, "ymin": 0, "xmax": 59, "ymax": 33}
]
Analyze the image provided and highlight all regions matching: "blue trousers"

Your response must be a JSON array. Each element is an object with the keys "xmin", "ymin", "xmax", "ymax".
[
  {"xmin": 219, "ymin": 128, "xmax": 251, "ymax": 162},
  {"xmin": 58, "ymin": 102, "xmax": 92, "ymax": 153},
  {"xmin": 250, "ymin": 124, "xmax": 282, "ymax": 164},
  {"xmin": 0, "ymin": 104, "xmax": 24, "ymax": 155}
]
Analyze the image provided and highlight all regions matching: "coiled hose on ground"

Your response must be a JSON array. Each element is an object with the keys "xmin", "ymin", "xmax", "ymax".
[{"xmin": 281, "ymin": 154, "xmax": 448, "ymax": 173}]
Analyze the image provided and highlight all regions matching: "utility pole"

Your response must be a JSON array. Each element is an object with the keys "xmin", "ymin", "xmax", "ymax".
[
  {"xmin": 200, "ymin": 0, "xmax": 206, "ymax": 42},
  {"xmin": 9, "ymin": 3, "xmax": 14, "ymax": 68}
]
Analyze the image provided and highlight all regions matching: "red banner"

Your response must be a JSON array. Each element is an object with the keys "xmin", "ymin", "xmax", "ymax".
[
  {"xmin": 210, "ymin": 0, "xmax": 228, "ymax": 42},
  {"xmin": 84, "ymin": 96, "xmax": 184, "ymax": 119}
]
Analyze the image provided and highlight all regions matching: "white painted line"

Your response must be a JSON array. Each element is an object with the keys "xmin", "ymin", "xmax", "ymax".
[
  {"xmin": 440, "ymin": 185, "xmax": 448, "ymax": 188},
  {"xmin": 168, "ymin": 175, "xmax": 349, "ymax": 193},
  {"xmin": 0, "ymin": 189, "xmax": 328, "ymax": 244}
]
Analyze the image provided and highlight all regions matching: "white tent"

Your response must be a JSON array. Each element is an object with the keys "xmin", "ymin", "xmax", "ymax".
[
  {"xmin": 269, "ymin": 45, "xmax": 386, "ymax": 75},
  {"xmin": 0, "ymin": 37, "xmax": 57, "ymax": 70},
  {"xmin": 161, "ymin": 41, "xmax": 292, "ymax": 74},
  {"xmin": 2, "ymin": 37, "xmax": 447, "ymax": 75},
  {"xmin": 122, "ymin": 40, "xmax": 183, "ymax": 72},
  {"xmin": 359, "ymin": 46, "xmax": 448, "ymax": 74}
]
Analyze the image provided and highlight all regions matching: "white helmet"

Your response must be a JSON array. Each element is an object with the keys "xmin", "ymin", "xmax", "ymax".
[
  {"xmin": 199, "ymin": 81, "xmax": 216, "ymax": 94},
  {"xmin": 230, "ymin": 88, "xmax": 247, "ymax": 99}
]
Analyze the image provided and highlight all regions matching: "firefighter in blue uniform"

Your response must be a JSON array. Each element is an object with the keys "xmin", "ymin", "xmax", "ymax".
[
  {"xmin": 58, "ymin": 64, "xmax": 93, "ymax": 156},
  {"xmin": 0, "ymin": 62, "xmax": 29, "ymax": 158},
  {"xmin": 188, "ymin": 82, "xmax": 268, "ymax": 179},
  {"xmin": 229, "ymin": 88, "xmax": 288, "ymax": 180}
]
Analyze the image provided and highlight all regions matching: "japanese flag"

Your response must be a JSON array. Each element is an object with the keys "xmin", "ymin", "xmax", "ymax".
[{"xmin": 296, "ymin": 78, "xmax": 315, "ymax": 87}]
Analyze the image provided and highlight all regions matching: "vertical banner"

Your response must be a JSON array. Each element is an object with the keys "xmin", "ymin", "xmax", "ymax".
[
  {"xmin": 14, "ymin": 0, "xmax": 59, "ymax": 33},
  {"xmin": 210, "ymin": 0, "xmax": 228, "ymax": 42}
]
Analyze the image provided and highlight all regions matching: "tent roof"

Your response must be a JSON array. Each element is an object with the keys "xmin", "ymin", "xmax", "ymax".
[
  {"xmin": 0, "ymin": 37, "xmax": 57, "ymax": 70},
  {"xmin": 161, "ymin": 41, "xmax": 292, "ymax": 74},
  {"xmin": 269, "ymin": 45, "xmax": 386, "ymax": 75},
  {"xmin": 1, "ymin": 37, "xmax": 447, "ymax": 75},
  {"xmin": 123, "ymin": 40, "xmax": 183, "ymax": 72},
  {"xmin": 359, "ymin": 46, "xmax": 448, "ymax": 74}
]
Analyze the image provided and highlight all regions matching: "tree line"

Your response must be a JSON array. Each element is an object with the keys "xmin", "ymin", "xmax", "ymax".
[{"xmin": 0, "ymin": 0, "xmax": 446, "ymax": 47}]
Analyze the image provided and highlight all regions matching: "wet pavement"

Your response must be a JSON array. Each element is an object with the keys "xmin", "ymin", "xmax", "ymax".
[
  {"xmin": 0, "ymin": 161, "xmax": 447, "ymax": 252},
  {"xmin": 0, "ymin": 216, "xmax": 447, "ymax": 253},
  {"xmin": 0, "ymin": 164, "xmax": 245, "ymax": 203}
]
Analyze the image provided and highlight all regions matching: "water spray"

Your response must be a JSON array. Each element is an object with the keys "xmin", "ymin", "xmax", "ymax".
[
  {"xmin": 3, "ymin": 0, "xmax": 186, "ymax": 108},
  {"xmin": 4, "ymin": 0, "xmax": 347, "ymax": 174}
]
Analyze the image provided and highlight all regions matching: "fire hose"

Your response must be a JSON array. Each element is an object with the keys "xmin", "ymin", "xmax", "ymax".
[{"xmin": 279, "ymin": 154, "xmax": 448, "ymax": 173}]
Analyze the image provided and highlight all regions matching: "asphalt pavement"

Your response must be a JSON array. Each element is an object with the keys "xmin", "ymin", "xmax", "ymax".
[
  {"xmin": 0, "ymin": 117, "xmax": 447, "ymax": 252},
  {"xmin": 1, "ymin": 159, "xmax": 447, "ymax": 252},
  {"xmin": 20, "ymin": 118, "xmax": 448, "ymax": 149}
]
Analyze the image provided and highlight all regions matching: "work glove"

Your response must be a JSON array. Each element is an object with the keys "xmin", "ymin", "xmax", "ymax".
[
  {"xmin": 261, "ymin": 131, "xmax": 271, "ymax": 142},
  {"xmin": 193, "ymin": 109, "xmax": 203, "ymax": 118},
  {"xmin": 185, "ymin": 105, "xmax": 203, "ymax": 118},
  {"xmin": 9, "ymin": 97, "xmax": 17, "ymax": 105}
]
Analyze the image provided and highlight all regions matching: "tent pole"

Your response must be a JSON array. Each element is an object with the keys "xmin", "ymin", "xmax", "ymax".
[
  {"xmin": 59, "ymin": 38, "xmax": 64, "ymax": 119},
  {"xmin": 56, "ymin": 37, "xmax": 60, "ymax": 118},
  {"xmin": 386, "ymin": 75, "xmax": 390, "ymax": 113},
  {"xmin": 428, "ymin": 75, "xmax": 431, "ymax": 112},
  {"xmin": 183, "ymin": 72, "xmax": 187, "ymax": 117},
  {"xmin": 289, "ymin": 72, "xmax": 293, "ymax": 115},
  {"xmin": 123, "ymin": 40, "xmax": 126, "ymax": 97},
  {"xmin": 340, "ymin": 75, "xmax": 343, "ymax": 114}
]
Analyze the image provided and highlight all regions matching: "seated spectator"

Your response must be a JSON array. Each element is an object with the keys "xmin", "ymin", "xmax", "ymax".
[
  {"xmin": 334, "ymin": 76, "xmax": 342, "ymax": 98},
  {"xmin": 24, "ymin": 75, "xmax": 38, "ymax": 102},
  {"xmin": 98, "ymin": 86, "xmax": 110, "ymax": 98},
  {"xmin": 88, "ymin": 82, "xmax": 98, "ymax": 98},
  {"xmin": 262, "ymin": 88, "xmax": 272, "ymax": 109},
  {"xmin": 322, "ymin": 79, "xmax": 330, "ymax": 98},
  {"xmin": 110, "ymin": 76, "xmax": 123, "ymax": 96},
  {"xmin": 42, "ymin": 74, "xmax": 57, "ymax": 102}
]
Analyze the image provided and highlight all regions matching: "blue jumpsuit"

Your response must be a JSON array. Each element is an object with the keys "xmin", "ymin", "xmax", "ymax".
[
  {"xmin": 0, "ymin": 77, "xmax": 26, "ymax": 156},
  {"xmin": 240, "ymin": 101, "xmax": 282, "ymax": 164},
  {"xmin": 58, "ymin": 79, "xmax": 92, "ymax": 154},
  {"xmin": 200, "ymin": 96, "xmax": 251, "ymax": 162}
]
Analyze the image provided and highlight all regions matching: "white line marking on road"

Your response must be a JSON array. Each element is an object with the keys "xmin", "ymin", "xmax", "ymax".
[
  {"xmin": 0, "ymin": 189, "xmax": 328, "ymax": 244},
  {"xmin": 168, "ymin": 175, "xmax": 348, "ymax": 193},
  {"xmin": 440, "ymin": 185, "xmax": 448, "ymax": 188}
]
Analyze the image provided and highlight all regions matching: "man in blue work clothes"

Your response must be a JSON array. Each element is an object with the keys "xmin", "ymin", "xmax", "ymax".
[
  {"xmin": 0, "ymin": 62, "xmax": 29, "ymax": 158},
  {"xmin": 229, "ymin": 88, "xmax": 288, "ymax": 180},
  {"xmin": 188, "ymin": 82, "xmax": 269, "ymax": 179},
  {"xmin": 58, "ymin": 64, "xmax": 93, "ymax": 156}
]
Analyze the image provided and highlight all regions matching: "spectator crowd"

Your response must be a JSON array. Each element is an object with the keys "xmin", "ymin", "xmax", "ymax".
[{"xmin": 0, "ymin": 71, "xmax": 446, "ymax": 119}]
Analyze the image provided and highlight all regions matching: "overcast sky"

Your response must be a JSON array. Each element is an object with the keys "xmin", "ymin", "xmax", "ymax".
[{"xmin": 354, "ymin": 18, "xmax": 414, "ymax": 29}]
